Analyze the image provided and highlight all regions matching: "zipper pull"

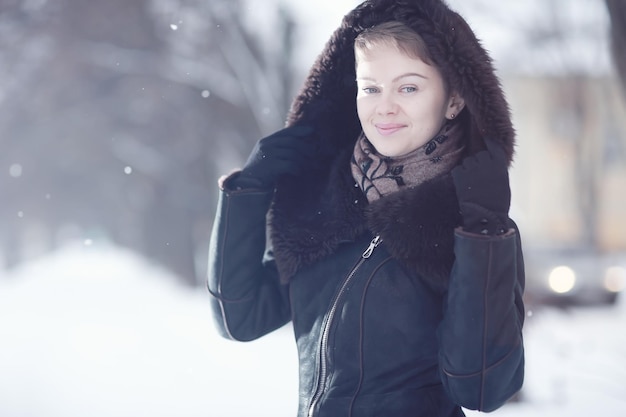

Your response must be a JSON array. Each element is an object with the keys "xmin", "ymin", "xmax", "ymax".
[{"xmin": 362, "ymin": 235, "xmax": 382, "ymax": 259}]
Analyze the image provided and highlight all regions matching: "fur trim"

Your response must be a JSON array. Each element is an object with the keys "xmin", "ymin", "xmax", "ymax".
[
  {"xmin": 365, "ymin": 174, "xmax": 461, "ymax": 292},
  {"xmin": 270, "ymin": 150, "xmax": 367, "ymax": 282},
  {"xmin": 270, "ymin": 149, "xmax": 462, "ymax": 289}
]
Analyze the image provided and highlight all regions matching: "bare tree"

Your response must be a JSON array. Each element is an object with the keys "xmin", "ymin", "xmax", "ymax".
[
  {"xmin": 0, "ymin": 0, "xmax": 296, "ymax": 285},
  {"xmin": 606, "ymin": 0, "xmax": 626, "ymax": 96}
]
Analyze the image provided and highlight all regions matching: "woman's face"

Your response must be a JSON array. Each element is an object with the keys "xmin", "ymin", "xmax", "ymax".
[{"xmin": 355, "ymin": 44, "xmax": 461, "ymax": 157}]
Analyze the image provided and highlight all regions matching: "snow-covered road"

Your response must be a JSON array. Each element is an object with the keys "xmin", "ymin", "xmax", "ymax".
[{"xmin": 1, "ymin": 246, "xmax": 624, "ymax": 416}]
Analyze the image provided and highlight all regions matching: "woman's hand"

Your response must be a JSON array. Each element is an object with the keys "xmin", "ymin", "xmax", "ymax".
[
  {"xmin": 452, "ymin": 138, "xmax": 511, "ymax": 235},
  {"xmin": 236, "ymin": 125, "xmax": 316, "ymax": 189}
]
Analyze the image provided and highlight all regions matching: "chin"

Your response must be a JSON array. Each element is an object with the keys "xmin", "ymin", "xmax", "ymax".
[
  {"xmin": 366, "ymin": 137, "xmax": 413, "ymax": 159},
  {"xmin": 367, "ymin": 141, "xmax": 401, "ymax": 157},
  {"xmin": 374, "ymin": 147, "xmax": 403, "ymax": 158}
]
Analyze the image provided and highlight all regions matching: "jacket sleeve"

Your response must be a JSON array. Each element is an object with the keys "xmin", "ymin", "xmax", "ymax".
[
  {"xmin": 437, "ymin": 221, "xmax": 525, "ymax": 412},
  {"xmin": 207, "ymin": 180, "xmax": 291, "ymax": 342}
]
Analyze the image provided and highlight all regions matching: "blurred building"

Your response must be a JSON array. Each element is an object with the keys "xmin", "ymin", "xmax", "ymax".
[{"xmin": 506, "ymin": 74, "xmax": 626, "ymax": 251}]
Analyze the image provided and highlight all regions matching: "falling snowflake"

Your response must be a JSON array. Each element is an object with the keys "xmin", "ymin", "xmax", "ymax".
[{"xmin": 9, "ymin": 163, "xmax": 22, "ymax": 178}]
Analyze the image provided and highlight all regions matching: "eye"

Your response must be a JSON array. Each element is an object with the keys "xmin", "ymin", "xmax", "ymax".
[
  {"xmin": 400, "ymin": 85, "xmax": 417, "ymax": 93},
  {"xmin": 361, "ymin": 86, "xmax": 379, "ymax": 94}
]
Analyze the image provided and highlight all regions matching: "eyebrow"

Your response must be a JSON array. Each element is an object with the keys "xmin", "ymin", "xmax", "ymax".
[{"xmin": 356, "ymin": 72, "xmax": 428, "ymax": 83}]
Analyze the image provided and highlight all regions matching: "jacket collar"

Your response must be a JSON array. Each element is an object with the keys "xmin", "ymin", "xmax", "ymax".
[{"xmin": 270, "ymin": 149, "xmax": 461, "ymax": 290}]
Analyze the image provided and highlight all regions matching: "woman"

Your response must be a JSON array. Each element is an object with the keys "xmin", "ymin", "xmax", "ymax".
[{"xmin": 208, "ymin": 1, "xmax": 525, "ymax": 416}]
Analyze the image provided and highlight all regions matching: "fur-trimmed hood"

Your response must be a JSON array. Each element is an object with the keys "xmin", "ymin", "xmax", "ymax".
[{"xmin": 270, "ymin": 0, "xmax": 515, "ymax": 286}]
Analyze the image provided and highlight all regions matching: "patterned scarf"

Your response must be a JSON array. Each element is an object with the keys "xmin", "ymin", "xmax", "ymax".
[{"xmin": 351, "ymin": 121, "xmax": 464, "ymax": 202}]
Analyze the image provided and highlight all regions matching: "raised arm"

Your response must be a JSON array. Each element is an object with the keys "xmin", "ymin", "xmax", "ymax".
[
  {"xmin": 207, "ymin": 125, "xmax": 316, "ymax": 341},
  {"xmin": 438, "ymin": 227, "xmax": 524, "ymax": 411},
  {"xmin": 438, "ymin": 138, "xmax": 525, "ymax": 411},
  {"xmin": 208, "ymin": 180, "xmax": 290, "ymax": 342}
]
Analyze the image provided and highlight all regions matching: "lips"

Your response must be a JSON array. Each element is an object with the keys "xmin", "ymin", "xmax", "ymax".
[{"xmin": 375, "ymin": 123, "xmax": 405, "ymax": 136}]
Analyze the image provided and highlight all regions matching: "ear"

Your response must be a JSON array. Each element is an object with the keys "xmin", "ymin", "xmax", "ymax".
[{"xmin": 445, "ymin": 93, "xmax": 465, "ymax": 120}]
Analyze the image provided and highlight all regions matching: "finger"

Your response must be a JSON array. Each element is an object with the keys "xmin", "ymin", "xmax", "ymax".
[
  {"xmin": 483, "ymin": 138, "xmax": 507, "ymax": 161},
  {"xmin": 264, "ymin": 139, "xmax": 316, "ymax": 156},
  {"xmin": 262, "ymin": 131, "xmax": 315, "ymax": 150},
  {"xmin": 461, "ymin": 154, "xmax": 482, "ymax": 170},
  {"xmin": 277, "ymin": 125, "xmax": 314, "ymax": 138},
  {"xmin": 270, "ymin": 144, "xmax": 316, "ymax": 162},
  {"xmin": 269, "ymin": 148, "xmax": 304, "ymax": 161}
]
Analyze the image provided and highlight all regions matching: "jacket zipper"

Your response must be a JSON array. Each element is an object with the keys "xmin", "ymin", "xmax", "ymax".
[{"xmin": 307, "ymin": 235, "xmax": 382, "ymax": 417}]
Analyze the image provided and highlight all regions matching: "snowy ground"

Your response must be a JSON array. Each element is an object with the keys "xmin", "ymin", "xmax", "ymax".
[{"xmin": 1, "ymin": 245, "xmax": 624, "ymax": 417}]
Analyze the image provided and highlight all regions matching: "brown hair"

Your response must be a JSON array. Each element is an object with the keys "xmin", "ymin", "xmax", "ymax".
[{"xmin": 354, "ymin": 21, "xmax": 433, "ymax": 65}]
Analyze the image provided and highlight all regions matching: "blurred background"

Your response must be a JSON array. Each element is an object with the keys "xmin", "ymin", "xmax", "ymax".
[{"xmin": 1, "ymin": 0, "xmax": 625, "ymax": 416}]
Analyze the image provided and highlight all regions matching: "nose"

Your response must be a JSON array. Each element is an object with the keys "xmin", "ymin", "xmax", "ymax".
[{"xmin": 376, "ymin": 92, "xmax": 398, "ymax": 115}]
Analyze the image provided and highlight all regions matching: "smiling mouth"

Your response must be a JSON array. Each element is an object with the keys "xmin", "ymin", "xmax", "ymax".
[{"xmin": 375, "ymin": 124, "xmax": 405, "ymax": 136}]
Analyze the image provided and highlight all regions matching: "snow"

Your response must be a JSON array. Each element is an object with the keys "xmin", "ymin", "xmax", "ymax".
[
  {"xmin": 0, "ymin": 245, "xmax": 299, "ymax": 417},
  {"xmin": 1, "ymin": 245, "xmax": 625, "ymax": 416}
]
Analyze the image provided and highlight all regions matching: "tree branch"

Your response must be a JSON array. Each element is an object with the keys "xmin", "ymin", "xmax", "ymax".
[{"xmin": 606, "ymin": 0, "xmax": 626, "ymax": 96}]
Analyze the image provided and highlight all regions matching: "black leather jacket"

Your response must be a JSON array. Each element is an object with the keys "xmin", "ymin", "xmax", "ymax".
[{"xmin": 208, "ymin": 174, "xmax": 524, "ymax": 416}]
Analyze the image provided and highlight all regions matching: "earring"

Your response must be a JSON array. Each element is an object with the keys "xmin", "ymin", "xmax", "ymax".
[{"xmin": 450, "ymin": 113, "xmax": 456, "ymax": 119}]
